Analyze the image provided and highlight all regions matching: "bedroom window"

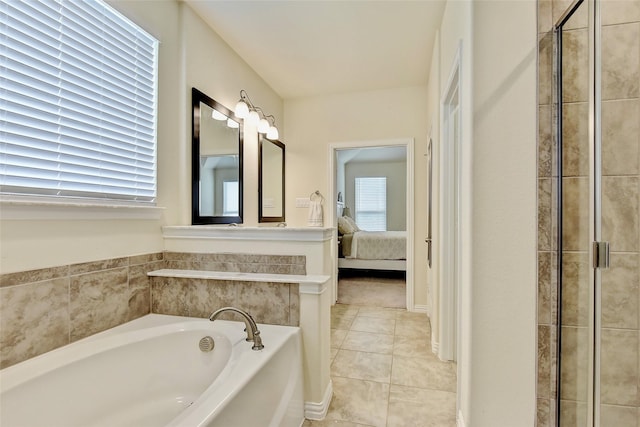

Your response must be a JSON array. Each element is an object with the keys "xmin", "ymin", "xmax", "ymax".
[
  {"xmin": 0, "ymin": 0, "xmax": 159, "ymax": 204},
  {"xmin": 222, "ymin": 180, "xmax": 239, "ymax": 216},
  {"xmin": 355, "ymin": 176, "xmax": 386, "ymax": 231}
]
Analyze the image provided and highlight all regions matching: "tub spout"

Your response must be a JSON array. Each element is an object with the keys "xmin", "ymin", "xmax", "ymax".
[{"xmin": 209, "ymin": 307, "xmax": 264, "ymax": 350}]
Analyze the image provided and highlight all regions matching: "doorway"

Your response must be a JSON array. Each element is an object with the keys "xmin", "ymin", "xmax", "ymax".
[{"xmin": 328, "ymin": 139, "xmax": 415, "ymax": 310}]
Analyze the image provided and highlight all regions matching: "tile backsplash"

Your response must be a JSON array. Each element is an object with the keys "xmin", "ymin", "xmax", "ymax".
[
  {"xmin": 0, "ymin": 253, "xmax": 163, "ymax": 369},
  {"xmin": 164, "ymin": 251, "xmax": 306, "ymax": 275},
  {"xmin": 0, "ymin": 251, "xmax": 306, "ymax": 369}
]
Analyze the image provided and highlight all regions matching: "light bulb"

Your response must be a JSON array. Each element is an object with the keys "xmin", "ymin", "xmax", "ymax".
[
  {"xmin": 234, "ymin": 100, "xmax": 249, "ymax": 118},
  {"xmin": 248, "ymin": 110, "xmax": 260, "ymax": 126},
  {"xmin": 258, "ymin": 118, "xmax": 270, "ymax": 134},
  {"xmin": 226, "ymin": 118, "xmax": 239, "ymax": 128},
  {"xmin": 211, "ymin": 109, "xmax": 227, "ymax": 120},
  {"xmin": 267, "ymin": 126, "xmax": 279, "ymax": 140}
]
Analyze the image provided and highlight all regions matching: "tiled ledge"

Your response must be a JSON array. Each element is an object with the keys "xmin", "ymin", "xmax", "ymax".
[
  {"xmin": 148, "ymin": 269, "xmax": 330, "ymax": 294},
  {"xmin": 162, "ymin": 226, "xmax": 334, "ymax": 242}
]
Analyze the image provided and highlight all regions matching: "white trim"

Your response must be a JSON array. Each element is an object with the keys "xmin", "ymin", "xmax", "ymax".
[
  {"xmin": 438, "ymin": 41, "xmax": 462, "ymax": 362},
  {"xmin": 0, "ymin": 197, "xmax": 164, "ymax": 221},
  {"xmin": 457, "ymin": 410, "xmax": 466, "ymax": 427},
  {"xmin": 162, "ymin": 226, "xmax": 333, "ymax": 242},
  {"xmin": 304, "ymin": 379, "xmax": 333, "ymax": 420},
  {"xmin": 337, "ymin": 258, "xmax": 405, "ymax": 271},
  {"xmin": 413, "ymin": 304, "xmax": 429, "ymax": 314},
  {"xmin": 431, "ymin": 339, "xmax": 439, "ymax": 356},
  {"xmin": 299, "ymin": 279, "xmax": 329, "ymax": 295},
  {"xmin": 328, "ymin": 138, "xmax": 415, "ymax": 310},
  {"xmin": 147, "ymin": 269, "xmax": 329, "ymax": 288}
]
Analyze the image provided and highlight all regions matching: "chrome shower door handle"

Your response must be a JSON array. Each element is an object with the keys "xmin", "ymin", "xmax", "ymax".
[{"xmin": 593, "ymin": 241, "xmax": 610, "ymax": 269}]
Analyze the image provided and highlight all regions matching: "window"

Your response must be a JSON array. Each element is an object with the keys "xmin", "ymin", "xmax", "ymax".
[
  {"xmin": 0, "ymin": 0, "xmax": 159, "ymax": 204},
  {"xmin": 355, "ymin": 177, "xmax": 387, "ymax": 231},
  {"xmin": 223, "ymin": 180, "xmax": 239, "ymax": 216}
]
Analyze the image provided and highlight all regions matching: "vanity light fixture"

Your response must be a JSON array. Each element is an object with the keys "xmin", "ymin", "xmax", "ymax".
[
  {"xmin": 257, "ymin": 116, "xmax": 270, "ymax": 134},
  {"xmin": 212, "ymin": 107, "xmax": 240, "ymax": 129},
  {"xmin": 211, "ymin": 109, "xmax": 227, "ymax": 121},
  {"xmin": 266, "ymin": 116, "xmax": 279, "ymax": 140},
  {"xmin": 234, "ymin": 89, "xmax": 279, "ymax": 138}
]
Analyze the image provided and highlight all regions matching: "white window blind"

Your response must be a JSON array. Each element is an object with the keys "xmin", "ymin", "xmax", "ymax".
[
  {"xmin": 355, "ymin": 176, "xmax": 387, "ymax": 231},
  {"xmin": 0, "ymin": 0, "xmax": 159, "ymax": 203}
]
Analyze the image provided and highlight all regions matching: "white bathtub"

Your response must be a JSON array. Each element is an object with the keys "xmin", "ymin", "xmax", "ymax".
[{"xmin": 0, "ymin": 314, "xmax": 304, "ymax": 427}]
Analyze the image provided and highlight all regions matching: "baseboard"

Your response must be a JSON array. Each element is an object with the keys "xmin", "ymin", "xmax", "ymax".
[
  {"xmin": 413, "ymin": 304, "xmax": 429, "ymax": 314},
  {"xmin": 457, "ymin": 410, "xmax": 466, "ymax": 427},
  {"xmin": 431, "ymin": 339, "xmax": 439, "ymax": 356},
  {"xmin": 304, "ymin": 380, "xmax": 333, "ymax": 420}
]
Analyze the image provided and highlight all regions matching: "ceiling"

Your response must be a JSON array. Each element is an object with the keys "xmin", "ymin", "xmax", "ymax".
[{"xmin": 184, "ymin": 0, "xmax": 446, "ymax": 99}]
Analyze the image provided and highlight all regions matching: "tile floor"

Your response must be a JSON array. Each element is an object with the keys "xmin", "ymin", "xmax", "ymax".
[{"xmin": 303, "ymin": 303, "xmax": 457, "ymax": 427}]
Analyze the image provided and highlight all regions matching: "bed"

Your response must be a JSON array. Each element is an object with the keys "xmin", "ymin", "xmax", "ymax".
[{"xmin": 337, "ymin": 216, "xmax": 406, "ymax": 271}]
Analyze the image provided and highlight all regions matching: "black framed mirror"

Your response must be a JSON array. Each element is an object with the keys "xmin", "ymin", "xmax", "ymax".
[
  {"xmin": 258, "ymin": 137, "xmax": 285, "ymax": 223},
  {"xmin": 192, "ymin": 87, "xmax": 243, "ymax": 224}
]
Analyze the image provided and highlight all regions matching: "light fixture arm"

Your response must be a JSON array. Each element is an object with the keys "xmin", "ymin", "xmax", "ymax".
[
  {"xmin": 238, "ymin": 89, "xmax": 256, "ymax": 110},
  {"xmin": 235, "ymin": 89, "xmax": 279, "ymax": 139}
]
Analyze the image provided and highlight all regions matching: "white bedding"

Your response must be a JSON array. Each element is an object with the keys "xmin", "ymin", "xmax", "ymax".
[{"xmin": 347, "ymin": 231, "xmax": 406, "ymax": 260}]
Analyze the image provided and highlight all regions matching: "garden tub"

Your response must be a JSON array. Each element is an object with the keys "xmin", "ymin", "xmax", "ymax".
[{"xmin": 0, "ymin": 314, "xmax": 304, "ymax": 427}]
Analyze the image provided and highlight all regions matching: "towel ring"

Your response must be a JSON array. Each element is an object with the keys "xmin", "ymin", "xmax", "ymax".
[{"xmin": 310, "ymin": 190, "xmax": 324, "ymax": 202}]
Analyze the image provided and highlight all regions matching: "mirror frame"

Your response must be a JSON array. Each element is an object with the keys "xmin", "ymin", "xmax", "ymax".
[
  {"xmin": 191, "ymin": 87, "xmax": 243, "ymax": 225},
  {"xmin": 258, "ymin": 137, "xmax": 285, "ymax": 223}
]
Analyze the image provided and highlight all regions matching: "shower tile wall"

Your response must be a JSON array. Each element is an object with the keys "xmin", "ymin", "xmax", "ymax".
[
  {"xmin": 0, "ymin": 251, "xmax": 306, "ymax": 369},
  {"xmin": 537, "ymin": 0, "xmax": 640, "ymax": 425},
  {"xmin": 599, "ymin": 1, "xmax": 639, "ymax": 423},
  {"xmin": 538, "ymin": 0, "xmax": 558, "ymax": 421}
]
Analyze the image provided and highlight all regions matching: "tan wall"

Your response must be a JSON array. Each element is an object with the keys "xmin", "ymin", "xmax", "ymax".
[
  {"xmin": 0, "ymin": 0, "xmax": 283, "ymax": 275},
  {"xmin": 283, "ymin": 86, "xmax": 430, "ymax": 307}
]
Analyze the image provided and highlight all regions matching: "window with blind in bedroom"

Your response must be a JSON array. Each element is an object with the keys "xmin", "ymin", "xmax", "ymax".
[{"xmin": 355, "ymin": 176, "xmax": 387, "ymax": 231}]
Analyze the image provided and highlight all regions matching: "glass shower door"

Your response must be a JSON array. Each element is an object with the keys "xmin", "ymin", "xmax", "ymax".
[
  {"xmin": 597, "ymin": 0, "xmax": 639, "ymax": 424},
  {"xmin": 557, "ymin": 0, "xmax": 640, "ymax": 425},
  {"xmin": 558, "ymin": 1, "xmax": 592, "ymax": 424}
]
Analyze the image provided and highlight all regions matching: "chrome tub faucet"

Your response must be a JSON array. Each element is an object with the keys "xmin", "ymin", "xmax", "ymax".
[{"xmin": 209, "ymin": 307, "xmax": 264, "ymax": 350}]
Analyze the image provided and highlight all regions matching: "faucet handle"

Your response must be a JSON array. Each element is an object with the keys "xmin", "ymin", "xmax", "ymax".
[{"xmin": 251, "ymin": 330, "xmax": 264, "ymax": 350}]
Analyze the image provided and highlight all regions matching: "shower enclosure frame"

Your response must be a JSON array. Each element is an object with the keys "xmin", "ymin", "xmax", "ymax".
[{"xmin": 554, "ymin": 0, "xmax": 608, "ymax": 425}]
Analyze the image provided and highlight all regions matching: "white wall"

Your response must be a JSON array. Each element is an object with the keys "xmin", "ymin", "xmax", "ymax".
[
  {"xmin": 425, "ymin": 29, "xmax": 440, "ymax": 346},
  {"xmin": 429, "ymin": 0, "xmax": 537, "ymax": 425},
  {"xmin": 468, "ymin": 0, "xmax": 537, "ymax": 424},
  {"xmin": 0, "ymin": 0, "xmax": 283, "ymax": 274},
  {"xmin": 284, "ymin": 86, "xmax": 430, "ymax": 306},
  {"xmin": 435, "ymin": 4, "xmax": 474, "ymax": 423}
]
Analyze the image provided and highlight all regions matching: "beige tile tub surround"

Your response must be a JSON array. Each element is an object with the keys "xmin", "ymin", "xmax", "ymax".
[
  {"xmin": 0, "ymin": 253, "xmax": 163, "ymax": 369},
  {"xmin": 0, "ymin": 251, "xmax": 307, "ymax": 369},
  {"xmin": 164, "ymin": 251, "xmax": 306, "ymax": 275},
  {"xmin": 150, "ymin": 276, "xmax": 300, "ymax": 326},
  {"xmin": 149, "ymin": 252, "xmax": 307, "ymax": 326}
]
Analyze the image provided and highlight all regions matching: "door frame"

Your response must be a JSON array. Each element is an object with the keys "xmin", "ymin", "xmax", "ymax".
[
  {"xmin": 328, "ymin": 138, "xmax": 415, "ymax": 310},
  {"xmin": 439, "ymin": 42, "xmax": 463, "ymax": 362}
]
